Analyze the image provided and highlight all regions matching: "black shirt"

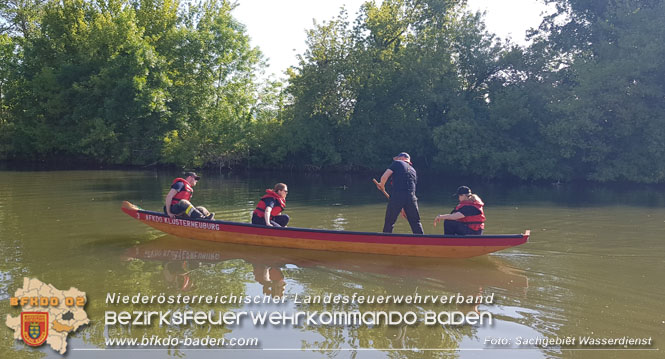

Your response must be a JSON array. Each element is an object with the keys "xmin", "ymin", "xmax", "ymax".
[
  {"xmin": 388, "ymin": 160, "xmax": 417, "ymax": 193},
  {"xmin": 171, "ymin": 181, "xmax": 186, "ymax": 192},
  {"xmin": 261, "ymin": 197, "xmax": 279, "ymax": 209}
]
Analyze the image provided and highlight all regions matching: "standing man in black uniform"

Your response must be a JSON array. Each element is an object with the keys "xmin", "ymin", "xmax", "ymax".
[{"xmin": 376, "ymin": 152, "xmax": 424, "ymax": 234}]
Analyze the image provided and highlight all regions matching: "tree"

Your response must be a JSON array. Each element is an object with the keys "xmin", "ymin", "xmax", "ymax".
[
  {"xmin": 160, "ymin": 0, "xmax": 262, "ymax": 167},
  {"xmin": 0, "ymin": 34, "xmax": 17, "ymax": 156},
  {"xmin": 530, "ymin": 0, "xmax": 665, "ymax": 182},
  {"xmin": 3, "ymin": 0, "xmax": 267, "ymax": 167},
  {"xmin": 283, "ymin": 0, "xmax": 476, "ymax": 170},
  {"xmin": 7, "ymin": 0, "xmax": 170, "ymax": 162}
]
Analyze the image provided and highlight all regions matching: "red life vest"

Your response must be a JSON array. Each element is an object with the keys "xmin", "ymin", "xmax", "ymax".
[
  {"xmin": 454, "ymin": 200, "xmax": 485, "ymax": 231},
  {"xmin": 253, "ymin": 190, "xmax": 286, "ymax": 219},
  {"xmin": 171, "ymin": 178, "xmax": 194, "ymax": 205}
]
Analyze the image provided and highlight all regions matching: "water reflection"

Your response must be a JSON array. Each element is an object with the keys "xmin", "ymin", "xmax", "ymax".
[
  {"xmin": 160, "ymin": 259, "xmax": 287, "ymax": 296},
  {"xmin": 252, "ymin": 265, "xmax": 286, "ymax": 298},
  {"xmin": 125, "ymin": 236, "xmax": 528, "ymax": 296},
  {"xmin": 123, "ymin": 237, "xmax": 533, "ymax": 355}
]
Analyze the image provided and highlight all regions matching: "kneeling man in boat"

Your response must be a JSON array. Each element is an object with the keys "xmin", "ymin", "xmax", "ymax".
[
  {"xmin": 433, "ymin": 186, "xmax": 485, "ymax": 235},
  {"xmin": 164, "ymin": 172, "xmax": 214, "ymax": 220},
  {"xmin": 252, "ymin": 183, "xmax": 289, "ymax": 227}
]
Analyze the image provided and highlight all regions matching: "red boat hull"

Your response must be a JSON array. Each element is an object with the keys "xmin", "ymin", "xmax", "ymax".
[{"xmin": 122, "ymin": 201, "xmax": 528, "ymax": 258}]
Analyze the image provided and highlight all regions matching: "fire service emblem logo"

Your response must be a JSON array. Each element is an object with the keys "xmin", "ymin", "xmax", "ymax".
[{"xmin": 20, "ymin": 312, "xmax": 48, "ymax": 346}]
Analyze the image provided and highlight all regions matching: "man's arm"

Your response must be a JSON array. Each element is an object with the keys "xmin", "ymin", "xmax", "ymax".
[
  {"xmin": 377, "ymin": 169, "xmax": 393, "ymax": 190},
  {"xmin": 164, "ymin": 189, "xmax": 178, "ymax": 218},
  {"xmin": 433, "ymin": 212, "xmax": 464, "ymax": 226},
  {"xmin": 264, "ymin": 206, "xmax": 273, "ymax": 226}
]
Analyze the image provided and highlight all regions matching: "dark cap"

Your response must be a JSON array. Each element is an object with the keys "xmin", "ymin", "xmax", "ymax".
[
  {"xmin": 184, "ymin": 172, "xmax": 200, "ymax": 180},
  {"xmin": 393, "ymin": 152, "xmax": 411, "ymax": 161},
  {"xmin": 454, "ymin": 186, "xmax": 471, "ymax": 197}
]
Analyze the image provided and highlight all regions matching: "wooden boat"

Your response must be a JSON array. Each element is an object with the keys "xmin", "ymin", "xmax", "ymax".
[{"xmin": 122, "ymin": 201, "xmax": 529, "ymax": 258}]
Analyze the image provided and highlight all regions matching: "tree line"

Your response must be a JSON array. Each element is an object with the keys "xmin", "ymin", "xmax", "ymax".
[{"xmin": 1, "ymin": 0, "xmax": 664, "ymax": 183}]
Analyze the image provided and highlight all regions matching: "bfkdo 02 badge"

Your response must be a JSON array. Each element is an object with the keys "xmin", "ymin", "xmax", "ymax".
[{"xmin": 21, "ymin": 312, "xmax": 48, "ymax": 346}]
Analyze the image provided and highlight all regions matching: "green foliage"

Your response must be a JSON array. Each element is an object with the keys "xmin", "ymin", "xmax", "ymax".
[
  {"xmin": 282, "ymin": 0, "xmax": 665, "ymax": 182},
  {"xmin": 283, "ymin": 0, "xmax": 505, "ymax": 171},
  {"xmin": 0, "ymin": 34, "xmax": 17, "ymax": 156},
  {"xmin": 530, "ymin": 0, "xmax": 665, "ymax": 182},
  {"xmin": 158, "ymin": 0, "xmax": 262, "ymax": 167},
  {"xmin": 6, "ymin": 0, "xmax": 166, "ymax": 162},
  {"xmin": 1, "ymin": 0, "xmax": 265, "ymax": 167},
  {"xmin": 2, "ymin": 0, "xmax": 664, "ymax": 183}
]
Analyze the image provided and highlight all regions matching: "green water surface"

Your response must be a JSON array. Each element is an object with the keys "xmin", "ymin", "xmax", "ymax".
[{"xmin": 0, "ymin": 170, "xmax": 663, "ymax": 358}]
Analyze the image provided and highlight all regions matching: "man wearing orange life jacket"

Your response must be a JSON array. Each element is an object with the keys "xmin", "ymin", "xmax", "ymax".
[
  {"xmin": 164, "ymin": 172, "xmax": 214, "ymax": 220},
  {"xmin": 252, "ymin": 183, "xmax": 289, "ymax": 227},
  {"xmin": 433, "ymin": 186, "xmax": 485, "ymax": 235}
]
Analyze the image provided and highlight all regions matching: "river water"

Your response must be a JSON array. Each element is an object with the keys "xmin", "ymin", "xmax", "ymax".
[{"xmin": 0, "ymin": 169, "xmax": 663, "ymax": 358}]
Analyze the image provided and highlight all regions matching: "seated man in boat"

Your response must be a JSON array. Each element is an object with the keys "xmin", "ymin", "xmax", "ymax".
[
  {"xmin": 433, "ymin": 186, "xmax": 485, "ymax": 235},
  {"xmin": 164, "ymin": 172, "xmax": 214, "ymax": 220},
  {"xmin": 251, "ymin": 183, "xmax": 289, "ymax": 227}
]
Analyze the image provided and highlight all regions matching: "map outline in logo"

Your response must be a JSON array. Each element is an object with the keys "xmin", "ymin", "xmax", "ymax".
[{"xmin": 7, "ymin": 277, "xmax": 89, "ymax": 354}]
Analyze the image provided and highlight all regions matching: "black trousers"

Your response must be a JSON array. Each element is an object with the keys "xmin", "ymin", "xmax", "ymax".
[
  {"xmin": 443, "ymin": 220, "xmax": 483, "ymax": 235},
  {"xmin": 382, "ymin": 192, "xmax": 424, "ymax": 234},
  {"xmin": 164, "ymin": 200, "xmax": 208, "ymax": 219},
  {"xmin": 252, "ymin": 213, "xmax": 290, "ymax": 227}
]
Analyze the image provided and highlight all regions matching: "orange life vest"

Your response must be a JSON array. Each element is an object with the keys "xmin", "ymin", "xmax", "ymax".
[
  {"xmin": 171, "ymin": 178, "xmax": 193, "ymax": 205},
  {"xmin": 253, "ymin": 190, "xmax": 286, "ymax": 219},
  {"xmin": 454, "ymin": 200, "xmax": 485, "ymax": 231}
]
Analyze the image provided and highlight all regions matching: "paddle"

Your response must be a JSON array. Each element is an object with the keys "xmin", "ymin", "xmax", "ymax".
[
  {"xmin": 372, "ymin": 179, "xmax": 407, "ymax": 219},
  {"xmin": 372, "ymin": 178, "xmax": 390, "ymax": 199}
]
